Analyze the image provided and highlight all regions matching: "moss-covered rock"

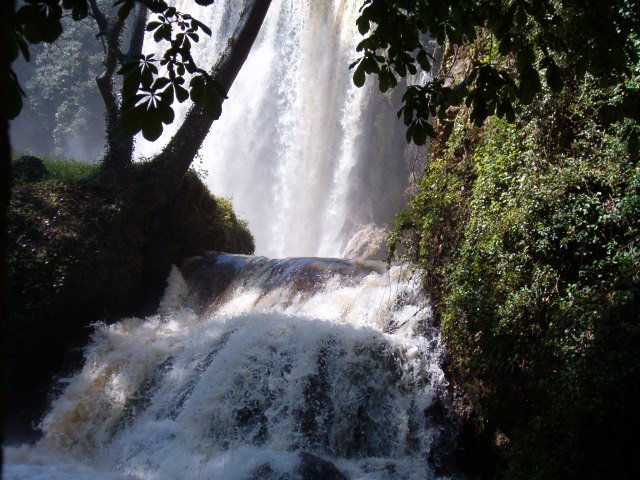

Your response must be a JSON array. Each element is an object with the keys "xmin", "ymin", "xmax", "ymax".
[{"xmin": 4, "ymin": 160, "xmax": 253, "ymax": 440}]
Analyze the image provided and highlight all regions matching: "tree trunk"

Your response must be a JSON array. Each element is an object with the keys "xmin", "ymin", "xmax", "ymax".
[
  {"xmin": 92, "ymin": 0, "xmax": 147, "ymax": 178},
  {"xmin": 133, "ymin": 0, "xmax": 272, "ymax": 209}
]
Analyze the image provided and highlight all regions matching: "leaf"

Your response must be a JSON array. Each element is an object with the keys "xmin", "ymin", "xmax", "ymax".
[
  {"xmin": 353, "ymin": 63, "xmax": 366, "ymax": 87},
  {"xmin": 357, "ymin": 16, "xmax": 370, "ymax": 35},
  {"xmin": 146, "ymin": 21, "xmax": 162, "ymax": 32},
  {"xmin": 175, "ymin": 84, "xmax": 189, "ymax": 103},
  {"xmin": 413, "ymin": 123, "xmax": 427, "ymax": 146},
  {"xmin": 545, "ymin": 60, "xmax": 563, "ymax": 93},
  {"xmin": 121, "ymin": 104, "xmax": 146, "ymax": 135},
  {"xmin": 190, "ymin": 75, "xmax": 205, "ymax": 102},
  {"xmin": 379, "ymin": 72, "xmax": 389, "ymax": 93},
  {"xmin": 193, "ymin": 19, "xmax": 212, "ymax": 36},
  {"xmin": 628, "ymin": 132, "xmax": 640, "ymax": 155},
  {"xmin": 416, "ymin": 50, "xmax": 431, "ymax": 71},
  {"xmin": 6, "ymin": 69, "xmax": 25, "ymax": 119},
  {"xmin": 62, "ymin": 0, "xmax": 88, "ymax": 20},
  {"xmin": 146, "ymin": 0, "xmax": 169, "ymax": 13},
  {"xmin": 141, "ymin": 117, "xmax": 164, "ymax": 141},
  {"xmin": 518, "ymin": 66, "xmax": 542, "ymax": 105}
]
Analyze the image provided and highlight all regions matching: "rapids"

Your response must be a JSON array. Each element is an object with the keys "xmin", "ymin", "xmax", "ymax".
[{"xmin": 5, "ymin": 255, "xmax": 456, "ymax": 479}]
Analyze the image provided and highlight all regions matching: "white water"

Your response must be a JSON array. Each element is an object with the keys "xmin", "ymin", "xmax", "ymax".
[
  {"xmin": 136, "ymin": 0, "xmax": 418, "ymax": 258},
  {"xmin": 5, "ymin": 255, "xmax": 453, "ymax": 479},
  {"xmin": 4, "ymin": 2, "xmax": 455, "ymax": 478}
]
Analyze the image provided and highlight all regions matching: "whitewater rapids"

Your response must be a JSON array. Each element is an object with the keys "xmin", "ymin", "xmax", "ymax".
[{"xmin": 4, "ymin": 254, "xmax": 455, "ymax": 479}]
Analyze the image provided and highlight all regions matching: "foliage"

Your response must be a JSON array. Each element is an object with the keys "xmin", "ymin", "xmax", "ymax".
[
  {"xmin": 41, "ymin": 157, "xmax": 100, "ymax": 181},
  {"xmin": 7, "ymin": 0, "xmax": 224, "ymax": 141},
  {"xmin": 391, "ymin": 72, "xmax": 640, "ymax": 477},
  {"xmin": 12, "ymin": 16, "xmax": 105, "ymax": 160},
  {"xmin": 353, "ymin": 0, "xmax": 640, "ymax": 150},
  {"xmin": 5, "ymin": 157, "xmax": 254, "ymax": 434}
]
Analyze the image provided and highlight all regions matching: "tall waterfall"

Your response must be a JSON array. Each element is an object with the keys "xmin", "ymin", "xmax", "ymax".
[
  {"xmin": 137, "ymin": 0, "xmax": 418, "ymax": 258},
  {"xmin": 4, "ymin": 2, "xmax": 458, "ymax": 479}
]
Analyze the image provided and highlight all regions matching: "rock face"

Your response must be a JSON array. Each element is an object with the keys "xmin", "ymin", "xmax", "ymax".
[
  {"xmin": 296, "ymin": 452, "xmax": 347, "ymax": 480},
  {"xmin": 4, "ymin": 162, "xmax": 254, "ymax": 441},
  {"xmin": 244, "ymin": 452, "xmax": 347, "ymax": 480},
  {"xmin": 341, "ymin": 223, "xmax": 388, "ymax": 260}
]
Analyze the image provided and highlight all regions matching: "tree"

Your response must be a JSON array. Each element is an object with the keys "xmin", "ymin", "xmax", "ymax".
[
  {"xmin": 352, "ymin": 0, "xmax": 640, "ymax": 149},
  {"xmin": 3, "ymin": 0, "xmax": 271, "ymax": 438},
  {"xmin": 7, "ymin": 0, "xmax": 272, "ymax": 198},
  {"xmin": 1, "ymin": 0, "xmax": 16, "ymax": 447}
]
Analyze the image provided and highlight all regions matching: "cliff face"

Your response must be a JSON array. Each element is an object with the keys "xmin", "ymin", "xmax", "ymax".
[
  {"xmin": 4, "ymin": 156, "xmax": 254, "ymax": 441},
  {"xmin": 389, "ymin": 42, "xmax": 640, "ymax": 479}
]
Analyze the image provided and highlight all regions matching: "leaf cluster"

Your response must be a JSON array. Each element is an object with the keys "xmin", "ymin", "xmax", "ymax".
[
  {"xmin": 118, "ymin": 2, "xmax": 226, "ymax": 140},
  {"xmin": 352, "ymin": 0, "xmax": 640, "ymax": 149},
  {"xmin": 7, "ymin": 0, "xmax": 224, "ymax": 142}
]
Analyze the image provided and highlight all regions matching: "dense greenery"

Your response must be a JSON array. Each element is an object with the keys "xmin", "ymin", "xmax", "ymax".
[
  {"xmin": 354, "ymin": 0, "xmax": 640, "ymax": 149},
  {"xmin": 391, "ymin": 42, "xmax": 640, "ymax": 477}
]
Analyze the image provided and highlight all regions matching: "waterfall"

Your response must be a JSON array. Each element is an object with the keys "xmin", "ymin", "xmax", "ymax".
[
  {"xmin": 4, "ymin": 2, "xmax": 458, "ymax": 479},
  {"xmin": 136, "ymin": 0, "xmax": 418, "ymax": 258},
  {"xmin": 5, "ymin": 255, "xmax": 456, "ymax": 479}
]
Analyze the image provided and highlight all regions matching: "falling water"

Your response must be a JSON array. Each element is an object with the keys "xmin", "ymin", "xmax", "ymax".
[
  {"xmin": 137, "ymin": 0, "xmax": 419, "ymax": 258},
  {"xmin": 4, "ymin": 2, "xmax": 458, "ymax": 479},
  {"xmin": 5, "ymin": 255, "xmax": 456, "ymax": 479}
]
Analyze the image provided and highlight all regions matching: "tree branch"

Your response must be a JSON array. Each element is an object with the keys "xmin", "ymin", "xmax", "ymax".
[
  {"xmin": 88, "ymin": 0, "xmax": 109, "ymax": 36},
  {"xmin": 137, "ymin": 0, "xmax": 272, "ymax": 207},
  {"xmin": 126, "ymin": 3, "xmax": 148, "ymax": 61},
  {"xmin": 94, "ymin": 5, "xmax": 130, "ymax": 173}
]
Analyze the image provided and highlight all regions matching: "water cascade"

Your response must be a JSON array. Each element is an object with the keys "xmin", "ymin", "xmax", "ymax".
[
  {"xmin": 5, "ymin": 255, "xmax": 456, "ymax": 479},
  {"xmin": 137, "ymin": 0, "xmax": 420, "ymax": 258},
  {"xmin": 4, "ymin": 2, "xmax": 458, "ymax": 479}
]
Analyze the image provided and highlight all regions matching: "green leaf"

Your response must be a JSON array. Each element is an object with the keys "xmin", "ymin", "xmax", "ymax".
[
  {"xmin": 353, "ymin": 64, "xmax": 366, "ymax": 87},
  {"xmin": 545, "ymin": 61, "xmax": 563, "ymax": 93},
  {"xmin": 518, "ymin": 66, "xmax": 542, "ymax": 105}
]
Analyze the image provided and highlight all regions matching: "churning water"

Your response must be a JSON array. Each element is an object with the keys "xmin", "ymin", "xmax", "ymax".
[{"xmin": 5, "ymin": 255, "xmax": 455, "ymax": 479}]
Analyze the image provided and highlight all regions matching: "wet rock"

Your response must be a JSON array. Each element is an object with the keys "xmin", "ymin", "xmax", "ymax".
[
  {"xmin": 297, "ymin": 452, "xmax": 347, "ymax": 480},
  {"xmin": 341, "ymin": 223, "xmax": 388, "ymax": 260},
  {"xmin": 245, "ymin": 463, "xmax": 290, "ymax": 480}
]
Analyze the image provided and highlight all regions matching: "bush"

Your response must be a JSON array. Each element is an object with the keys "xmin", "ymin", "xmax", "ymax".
[{"xmin": 392, "ymin": 80, "xmax": 640, "ymax": 478}]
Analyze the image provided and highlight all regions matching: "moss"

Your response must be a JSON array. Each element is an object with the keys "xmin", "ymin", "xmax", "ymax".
[{"xmin": 392, "ymin": 76, "xmax": 640, "ymax": 478}]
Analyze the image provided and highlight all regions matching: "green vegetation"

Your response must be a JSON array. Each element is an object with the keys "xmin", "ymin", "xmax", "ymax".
[
  {"xmin": 391, "ymin": 58, "xmax": 640, "ymax": 477},
  {"xmin": 355, "ymin": 0, "xmax": 640, "ymax": 148},
  {"xmin": 40, "ymin": 157, "xmax": 99, "ymax": 181}
]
